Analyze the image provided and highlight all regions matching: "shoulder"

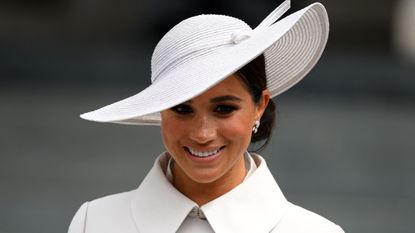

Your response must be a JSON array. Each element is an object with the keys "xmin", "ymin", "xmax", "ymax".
[
  {"xmin": 251, "ymin": 154, "xmax": 344, "ymax": 232},
  {"xmin": 68, "ymin": 190, "xmax": 137, "ymax": 233},
  {"xmin": 68, "ymin": 202, "xmax": 88, "ymax": 233},
  {"xmin": 274, "ymin": 202, "xmax": 345, "ymax": 233},
  {"xmin": 88, "ymin": 190, "xmax": 135, "ymax": 214}
]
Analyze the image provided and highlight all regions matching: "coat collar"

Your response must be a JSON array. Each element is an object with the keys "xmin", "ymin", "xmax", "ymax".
[{"xmin": 131, "ymin": 152, "xmax": 289, "ymax": 233}]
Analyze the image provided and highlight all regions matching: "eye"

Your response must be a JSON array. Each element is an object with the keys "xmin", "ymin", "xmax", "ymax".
[
  {"xmin": 214, "ymin": 105, "xmax": 238, "ymax": 115},
  {"xmin": 170, "ymin": 104, "xmax": 193, "ymax": 115}
]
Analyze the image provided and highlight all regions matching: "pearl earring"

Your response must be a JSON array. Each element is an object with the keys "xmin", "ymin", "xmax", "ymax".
[{"xmin": 252, "ymin": 120, "xmax": 260, "ymax": 134}]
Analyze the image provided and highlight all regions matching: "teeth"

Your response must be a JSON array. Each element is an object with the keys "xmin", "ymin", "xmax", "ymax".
[{"xmin": 188, "ymin": 147, "xmax": 221, "ymax": 157}]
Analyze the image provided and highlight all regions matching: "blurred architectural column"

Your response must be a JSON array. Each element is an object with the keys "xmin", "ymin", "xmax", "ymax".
[{"xmin": 393, "ymin": 0, "xmax": 415, "ymax": 65}]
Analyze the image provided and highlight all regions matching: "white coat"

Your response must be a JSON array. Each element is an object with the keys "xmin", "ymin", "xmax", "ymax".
[{"xmin": 68, "ymin": 153, "xmax": 345, "ymax": 233}]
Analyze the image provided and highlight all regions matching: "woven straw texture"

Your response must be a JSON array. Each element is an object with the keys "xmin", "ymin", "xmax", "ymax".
[{"xmin": 80, "ymin": 2, "xmax": 329, "ymax": 125}]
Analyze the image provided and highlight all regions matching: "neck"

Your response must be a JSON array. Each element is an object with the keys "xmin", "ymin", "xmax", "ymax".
[{"xmin": 172, "ymin": 155, "xmax": 247, "ymax": 206}]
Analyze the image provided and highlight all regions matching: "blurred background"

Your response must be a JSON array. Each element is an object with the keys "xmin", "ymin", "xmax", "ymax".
[{"xmin": 1, "ymin": 0, "xmax": 414, "ymax": 232}]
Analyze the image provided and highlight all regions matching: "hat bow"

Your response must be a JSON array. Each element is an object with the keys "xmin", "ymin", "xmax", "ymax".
[{"xmin": 231, "ymin": 0, "xmax": 291, "ymax": 44}]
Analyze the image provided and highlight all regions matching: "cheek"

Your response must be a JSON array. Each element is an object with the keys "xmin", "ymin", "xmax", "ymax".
[
  {"xmin": 219, "ymin": 114, "xmax": 253, "ymax": 143},
  {"xmin": 160, "ymin": 114, "xmax": 184, "ymax": 147}
]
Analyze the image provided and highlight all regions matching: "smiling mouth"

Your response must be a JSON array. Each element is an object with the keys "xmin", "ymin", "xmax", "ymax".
[{"xmin": 185, "ymin": 146, "xmax": 225, "ymax": 158}]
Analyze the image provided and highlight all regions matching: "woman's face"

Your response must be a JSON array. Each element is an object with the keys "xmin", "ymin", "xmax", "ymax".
[{"xmin": 160, "ymin": 74, "xmax": 269, "ymax": 184}]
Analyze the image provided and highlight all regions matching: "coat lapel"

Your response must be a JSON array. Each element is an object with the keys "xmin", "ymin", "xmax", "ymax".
[
  {"xmin": 130, "ymin": 153, "xmax": 197, "ymax": 233},
  {"xmin": 201, "ymin": 154, "xmax": 289, "ymax": 233},
  {"xmin": 130, "ymin": 153, "xmax": 289, "ymax": 233}
]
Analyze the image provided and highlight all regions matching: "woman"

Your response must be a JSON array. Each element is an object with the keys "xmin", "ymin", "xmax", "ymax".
[{"xmin": 69, "ymin": 1, "xmax": 345, "ymax": 232}]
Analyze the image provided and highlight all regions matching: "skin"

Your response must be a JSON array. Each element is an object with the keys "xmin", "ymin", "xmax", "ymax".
[{"xmin": 160, "ymin": 74, "xmax": 269, "ymax": 206}]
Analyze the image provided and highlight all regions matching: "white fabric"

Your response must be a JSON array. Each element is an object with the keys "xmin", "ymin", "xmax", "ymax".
[
  {"xmin": 68, "ymin": 153, "xmax": 344, "ymax": 233},
  {"xmin": 164, "ymin": 152, "xmax": 257, "ymax": 227},
  {"xmin": 79, "ymin": 2, "xmax": 329, "ymax": 125},
  {"xmin": 244, "ymin": 152, "xmax": 257, "ymax": 179}
]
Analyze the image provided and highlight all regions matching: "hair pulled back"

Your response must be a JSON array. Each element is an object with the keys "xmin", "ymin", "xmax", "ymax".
[{"xmin": 235, "ymin": 54, "xmax": 277, "ymax": 151}]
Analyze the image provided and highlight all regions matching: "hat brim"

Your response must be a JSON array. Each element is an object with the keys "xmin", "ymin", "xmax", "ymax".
[{"xmin": 80, "ymin": 3, "xmax": 329, "ymax": 125}]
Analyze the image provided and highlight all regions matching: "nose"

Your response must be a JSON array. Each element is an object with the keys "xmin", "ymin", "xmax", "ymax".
[{"xmin": 188, "ymin": 115, "xmax": 217, "ymax": 144}]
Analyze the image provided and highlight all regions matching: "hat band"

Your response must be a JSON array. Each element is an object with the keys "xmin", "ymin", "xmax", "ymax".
[
  {"xmin": 231, "ymin": 30, "xmax": 254, "ymax": 44},
  {"xmin": 152, "ymin": 43, "xmax": 232, "ymax": 83}
]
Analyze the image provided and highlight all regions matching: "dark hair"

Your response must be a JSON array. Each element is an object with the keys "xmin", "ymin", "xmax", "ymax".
[{"xmin": 235, "ymin": 54, "xmax": 277, "ymax": 151}]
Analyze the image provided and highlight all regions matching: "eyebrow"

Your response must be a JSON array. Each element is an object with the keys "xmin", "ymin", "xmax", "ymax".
[
  {"xmin": 210, "ymin": 95, "xmax": 242, "ymax": 103},
  {"xmin": 182, "ymin": 95, "xmax": 242, "ymax": 104}
]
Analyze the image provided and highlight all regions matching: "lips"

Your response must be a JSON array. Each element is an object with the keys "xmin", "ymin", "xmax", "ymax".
[{"xmin": 185, "ymin": 146, "xmax": 225, "ymax": 158}]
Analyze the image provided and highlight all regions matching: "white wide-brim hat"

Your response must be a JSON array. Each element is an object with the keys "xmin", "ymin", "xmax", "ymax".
[{"xmin": 81, "ymin": 0, "xmax": 329, "ymax": 125}]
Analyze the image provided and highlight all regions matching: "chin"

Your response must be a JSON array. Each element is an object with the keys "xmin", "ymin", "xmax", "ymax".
[{"xmin": 187, "ymin": 170, "xmax": 223, "ymax": 184}]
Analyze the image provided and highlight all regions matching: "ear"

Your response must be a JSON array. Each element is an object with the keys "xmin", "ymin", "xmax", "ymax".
[{"xmin": 255, "ymin": 89, "xmax": 270, "ymax": 120}]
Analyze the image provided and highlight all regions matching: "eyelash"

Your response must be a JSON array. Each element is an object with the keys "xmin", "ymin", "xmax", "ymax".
[
  {"xmin": 171, "ymin": 104, "xmax": 193, "ymax": 114},
  {"xmin": 170, "ymin": 104, "xmax": 238, "ymax": 116},
  {"xmin": 214, "ymin": 105, "xmax": 237, "ymax": 115}
]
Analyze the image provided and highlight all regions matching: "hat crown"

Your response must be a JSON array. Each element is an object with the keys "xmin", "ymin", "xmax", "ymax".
[{"xmin": 151, "ymin": 14, "xmax": 251, "ymax": 83}]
